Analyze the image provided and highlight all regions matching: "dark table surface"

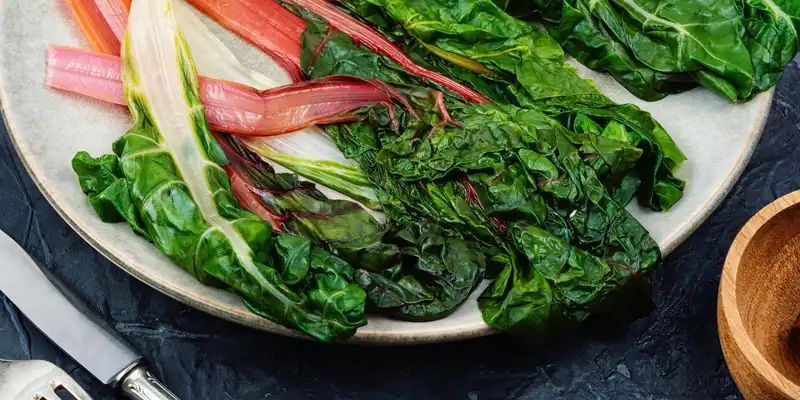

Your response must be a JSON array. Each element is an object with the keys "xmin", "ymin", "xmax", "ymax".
[{"xmin": 1, "ymin": 60, "xmax": 799, "ymax": 400}]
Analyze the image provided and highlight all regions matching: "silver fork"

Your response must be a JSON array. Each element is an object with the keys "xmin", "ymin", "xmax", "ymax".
[{"xmin": 0, "ymin": 359, "xmax": 92, "ymax": 400}]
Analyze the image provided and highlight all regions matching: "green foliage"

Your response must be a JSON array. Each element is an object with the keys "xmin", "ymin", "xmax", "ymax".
[
  {"xmin": 498, "ymin": 0, "xmax": 799, "ymax": 102},
  {"xmin": 332, "ymin": 0, "xmax": 687, "ymax": 210},
  {"xmin": 72, "ymin": 0, "xmax": 367, "ymax": 342},
  {"xmin": 300, "ymin": 17, "xmax": 662, "ymax": 335}
]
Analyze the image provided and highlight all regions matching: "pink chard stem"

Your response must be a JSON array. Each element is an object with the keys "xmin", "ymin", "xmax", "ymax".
[{"xmin": 46, "ymin": 45, "xmax": 392, "ymax": 136}]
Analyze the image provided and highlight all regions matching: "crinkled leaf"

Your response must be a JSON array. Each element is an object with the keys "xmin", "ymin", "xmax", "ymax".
[
  {"xmin": 72, "ymin": 0, "xmax": 367, "ymax": 342},
  {"xmin": 72, "ymin": 151, "xmax": 148, "ymax": 237},
  {"xmin": 220, "ymin": 136, "xmax": 489, "ymax": 321},
  {"xmin": 498, "ymin": 0, "xmax": 799, "ymax": 102},
  {"xmin": 332, "ymin": 0, "xmax": 686, "ymax": 210},
  {"xmin": 297, "ymin": 15, "xmax": 663, "ymax": 336},
  {"xmin": 356, "ymin": 222, "xmax": 485, "ymax": 321}
]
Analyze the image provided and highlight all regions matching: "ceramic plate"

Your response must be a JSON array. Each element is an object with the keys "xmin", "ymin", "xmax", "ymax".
[{"xmin": 0, "ymin": 0, "xmax": 774, "ymax": 344}]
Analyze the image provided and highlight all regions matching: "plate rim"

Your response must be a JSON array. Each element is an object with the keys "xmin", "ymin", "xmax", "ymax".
[
  {"xmin": 658, "ymin": 89, "xmax": 773, "ymax": 256},
  {"xmin": 0, "ymin": 0, "xmax": 775, "ymax": 344}
]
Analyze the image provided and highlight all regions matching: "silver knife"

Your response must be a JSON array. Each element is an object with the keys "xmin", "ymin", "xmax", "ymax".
[{"xmin": 0, "ymin": 229, "xmax": 180, "ymax": 400}]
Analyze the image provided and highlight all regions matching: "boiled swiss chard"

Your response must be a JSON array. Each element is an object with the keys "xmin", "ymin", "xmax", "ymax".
[
  {"xmin": 219, "ymin": 135, "xmax": 487, "ymax": 321},
  {"xmin": 355, "ymin": 221, "xmax": 486, "ymax": 321},
  {"xmin": 63, "ymin": 0, "xmax": 680, "ymax": 341},
  {"xmin": 72, "ymin": 0, "xmax": 368, "ymax": 342},
  {"xmin": 60, "ymin": 0, "xmax": 489, "ymax": 327},
  {"xmin": 46, "ymin": 44, "xmax": 385, "ymax": 209},
  {"xmin": 312, "ymin": 0, "xmax": 687, "ymax": 211},
  {"xmin": 496, "ymin": 0, "xmax": 799, "ymax": 102},
  {"xmin": 55, "ymin": 0, "xmax": 385, "ymax": 212},
  {"xmin": 297, "ymin": 15, "xmax": 662, "ymax": 337}
]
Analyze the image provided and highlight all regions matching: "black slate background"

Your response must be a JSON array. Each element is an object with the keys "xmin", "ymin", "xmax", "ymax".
[{"xmin": 1, "ymin": 60, "xmax": 798, "ymax": 400}]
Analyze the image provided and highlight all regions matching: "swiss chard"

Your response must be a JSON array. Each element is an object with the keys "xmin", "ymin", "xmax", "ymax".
[
  {"xmin": 61, "ymin": 0, "xmax": 679, "ymax": 340},
  {"xmin": 72, "ymin": 0, "xmax": 368, "ymax": 342},
  {"xmin": 64, "ymin": 0, "xmax": 126, "ymax": 55},
  {"xmin": 497, "ymin": 0, "xmax": 799, "ymax": 102},
  {"xmin": 479, "ymin": 223, "xmax": 655, "ymax": 339},
  {"xmin": 355, "ymin": 222, "xmax": 485, "ymax": 321},
  {"xmin": 47, "ymin": 45, "xmax": 383, "ymax": 208},
  {"xmin": 46, "ymin": 46, "xmax": 390, "ymax": 136},
  {"xmin": 62, "ymin": 0, "xmax": 486, "ymax": 324},
  {"xmin": 218, "ymin": 135, "xmax": 393, "ymax": 266},
  {"xmin": 285, "ymin": 0, "xmax": 489, "ymax": 103},
  {"xmin": 219, "ymin": 135, "xmax": 488, "ymax": 322},
  {"xmin": 301, "ymin": 19, "xmax": 662, "ymax": 335},
  {"xmin": 325, "ymin": 0, "xmax": 687, "ymax": 211},
  {"xmin": 53, "ymin": 0, "xmax": 384, "ymax": 210},
  {"xmin": 185, "ymin": 0, "xmax": 489, "ymax": 103},
  {"xmin": 186, "ymin": 0, "xmax": 306, "ymax": 81}
]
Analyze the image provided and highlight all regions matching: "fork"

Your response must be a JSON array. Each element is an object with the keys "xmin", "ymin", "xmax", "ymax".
[{"xmin": 0, "ymin": 359, "xmax": 92, "ymax": 400}]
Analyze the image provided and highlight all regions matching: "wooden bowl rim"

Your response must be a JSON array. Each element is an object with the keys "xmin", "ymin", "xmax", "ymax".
[{"xmin": 720, "ymin": 190, "xmax": 800, "ymax": 397}]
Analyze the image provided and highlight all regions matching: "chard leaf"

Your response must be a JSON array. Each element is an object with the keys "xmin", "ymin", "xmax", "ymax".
[
  {"xmin": 73, "ymin": 0, "xmax": 367, "ymax": 342},
  {"xmin": 498, "ymin": 0, "xmax": 799, "ymax": 102},
  {"xmin": 298, "ymin": 18, "xmax": 662, "ymax": 334},
  {"xmin": 243, "ymin": 135, "xmax": 381, "ymax": 210},
  {"xmin": 173, "ymin": 3, "xmax": 381, "ymax": 209},
  {"xmin": 72, "ymin": 151, "xmax": 147, "ymax": 237},
  {"xmin": 478, "ymin": 251, "xmax": 556, "ymax": 338},
  {"xmin": 743, "ymin": 0, "xmax": 800, "ymax": 93},
  {"xmin": 328, "ymin": 0, "xmax": 687, "ymax": 211},
  {"xmin": 221, "ymin": 136, "xmax": 487, "ymax": 321},
  {"xmin": 355, "ymin": 222, "xmax": 485, "ymax": 321}
]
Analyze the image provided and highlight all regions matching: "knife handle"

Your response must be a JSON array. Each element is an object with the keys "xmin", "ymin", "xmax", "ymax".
[{"xmin": 120, "ymin": 365, "xmax": 180, "ymax": 400}]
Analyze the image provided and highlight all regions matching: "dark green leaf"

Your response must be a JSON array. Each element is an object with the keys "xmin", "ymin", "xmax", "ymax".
[
  {"xmin": 332, "ymin": 0, "xmax": 687, "ymax": 210},
  {"xmin": 498, "ymin": 0, "xmax": 799, "ymax": 102},
  {"xmin": 72, "ymin": 151, "xmax": 148, "ymax": 237},
  {"xmin": 296, "ymin": 18, "xmax": 664, "ymax": 336},
  {"xmin": 356, "ymin": 222, "xmax": 485, "ymax": 321}
]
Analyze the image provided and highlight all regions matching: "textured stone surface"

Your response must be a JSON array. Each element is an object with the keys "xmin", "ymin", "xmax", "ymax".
[{"xmin": 1, "ymin": 61, "xmax": 798, "ymax": 398}]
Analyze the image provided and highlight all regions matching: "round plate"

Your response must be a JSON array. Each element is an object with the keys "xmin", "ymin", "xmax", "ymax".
[{"xmin": 0, "ymin": 0, "xmax": 774, "ymax": 344}]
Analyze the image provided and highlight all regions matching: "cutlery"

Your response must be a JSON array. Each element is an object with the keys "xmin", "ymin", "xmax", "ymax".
[
  {"xmin": 0, "ymin": 229, "xmax": 179, "ymax": 400},
  {"xmin": 0, "ymin": 359, "xmax": 92, "ymax": 399}
]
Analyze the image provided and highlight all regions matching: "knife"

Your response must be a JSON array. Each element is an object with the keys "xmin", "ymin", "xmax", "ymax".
[{"xmin": 0, "ymin": 229, "xmax": 179, "ymax": 400}]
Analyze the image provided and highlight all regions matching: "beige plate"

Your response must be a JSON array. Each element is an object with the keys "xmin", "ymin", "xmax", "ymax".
[{"xmin": 0, "ymin": 0, "xmax": 774, "ymax": 344}]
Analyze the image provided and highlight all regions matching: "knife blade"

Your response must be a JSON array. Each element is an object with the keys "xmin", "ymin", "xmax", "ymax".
[{"xmin": 0, "ymin": 229, "xmax": 179, "ymax": 400}]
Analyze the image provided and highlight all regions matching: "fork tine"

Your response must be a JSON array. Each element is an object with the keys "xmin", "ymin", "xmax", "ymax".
[
  {"xmin": 33, "ymin": 387, "xmax": 58, "ymax": 400},
  {"xmin": 51, "ymin": 376, "xmax": 93, "ymax": 400}
]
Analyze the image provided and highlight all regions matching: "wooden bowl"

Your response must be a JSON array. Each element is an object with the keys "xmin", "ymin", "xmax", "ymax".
[{"xmin": 719, "ymin": 190, "xmax": 800, "ymax": 399}]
